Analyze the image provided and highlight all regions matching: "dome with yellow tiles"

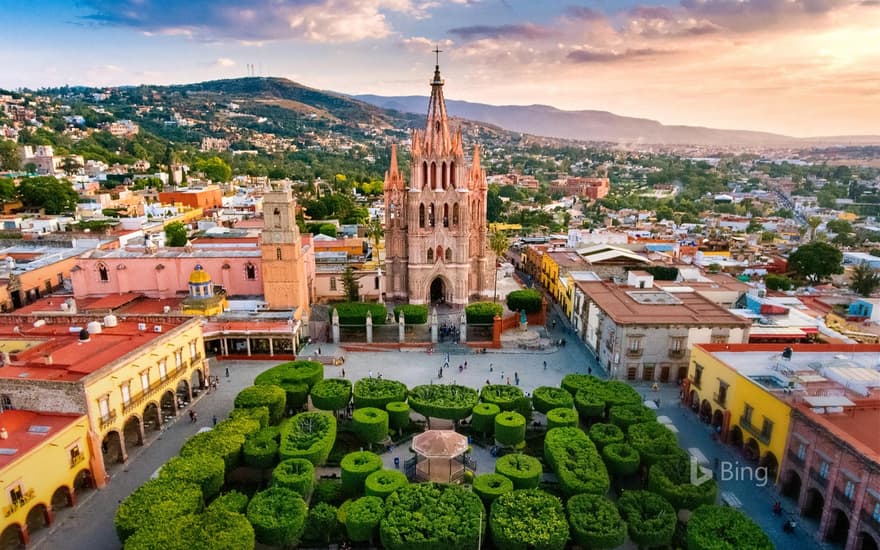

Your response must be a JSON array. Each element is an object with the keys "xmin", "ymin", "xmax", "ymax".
[{"xmin": 188, "ymin": 264, "xmax": 212, "ymax": 284}]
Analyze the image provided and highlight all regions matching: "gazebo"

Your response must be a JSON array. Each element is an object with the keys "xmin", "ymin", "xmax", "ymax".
[{"xmin": 410, "ymin": 430, "xmax": 470, "ymax": 483}]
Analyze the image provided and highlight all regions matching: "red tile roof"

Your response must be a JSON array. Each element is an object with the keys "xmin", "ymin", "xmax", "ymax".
[{"xmin": 0, "ymin": 410, "xmax": 84, "ymax": 468}]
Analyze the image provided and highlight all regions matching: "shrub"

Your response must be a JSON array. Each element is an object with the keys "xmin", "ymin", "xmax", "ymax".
[
  {"xmin": 687, "ymin": 505, "xmax": 773, "ymax": 550},
  {"xmin": 603, "ymin": 381, "xmax": 641, "ymax": 408},
  {"xmin": 380, "ymin": 483, "xmax": 484, "ymax": 550},
  {"xmin": 246, "ymin": 486, "xmax": 307, "ymax": 547},
  {"xmin": 115, "ymin": 478, "xmax": 203, "ymax": 542},
  {"xmin": 281, "ymin": 382, "xmax": 310, "ymax": 410},
  {"xmin": 313, "ymin": 479, "xmax": 345, "ymax": 506},
  {"xmin": 393, "ymin": 304, "xmax": 428, "ymax": 324},
  {"xmin": 532, "ymin": 386, "xmax": 574, "ymax": 414},
  {"xmin": 310, "ymin": 378, "xmax": 352, "ymax": 411},
  {"xmin": 159, "ymin": 455, "xmax": 225, "ymax": 500},
  {"xmin": 648, "ymin": 452, "xmax": 718, "ymax": 511},
  {"xmin": 471, "ymin": 402, "xmax": 501, "ymax": 435},
  {"xmin": 353, "ymin": 378, "xmax": 408, "ymax": 409},
  {"xmin": 602, "ymin": 443, "xmax": 641, "ymax": 477},
  {"xmin": 472, "ymin": 473, "xmax": 514, "ymax": 505},
  {"xmin": 494, "ymin": 411, "xmax": 526, "ymax": 447},
  {"xmin": 544, "ymin": 427, "xmax": 610, "ymax": 497},
  {"xmin": 364, "ymin": 469, "xmax": 408, "ymax": 499},
  {"xmin": 408, "ymin": 384, "xmax": 480, "ymax": 420},
  {"xmin": 561, "ymin": 374, "xmax": 602, "ymax": 396},
  {"xmin": 385, "ymin": 401, "xmax": 411, "ymax": 431},
  {"xmin": 278, "ymin": 411, "xmax": 336, "ymax": 466},
  {"xmin": 255, "ymin": 360, "xmax": 323, "ymax": 389},
  {"xmin": 617, "ymin": 490, "xmax": 676, "ymax": 549},
  {"xmin": 490, "ymin": 489, "xmax": 569, "ymax": 550},
  {"xmin": 242, "ymin": 432, "xmax": 278, "ymax": 469},
  {"xmin": 765, "ymin": 273, "xmax": 795, "ymax": 291},
  {"xmin": 234, "ymin": 384, "xmax": 287, "ymax": 424},
  {"xmin": 302, "ymin": 502, "xmax": 341, "ymax": 546},
  {"xmin": 214, "ymin": 416, "xmax": 262, "ymax": 439},
  {"xmin": 609, "ymin": 404, "xmax": 656, "ymax": 431},
  {"xmin": 495, "ymin": 453, "xmax": 542, "ymax": 489},
  {"xmin": 340, "ymin": 451, "xmax": 384, "ymax": 496},
  {"xmin": 334, "ymin": 302, "xmax": 387, "ymax": 325},
  {"xmin": 481, "ymin": 384, "xmax": 524, "ymax": 411},
  {"xmin": 588, "ymin": 423, "xmax": 624, "ymax": 451},
  {"xmin": 207, "ymin": 491, "xmax": 249, "ymax": 514},
  {"xmin": 352, "ymin": 407, "xmax": 389, "ymax": 445},
  {"xmin": 566, "ymin": 494, "xmax": 626, "ymax": 550},
  {"xmin": 506, "ymin": 289, "xmax": 543, "ymax": 314},
  {"xmin": 574, "ymin": 389, "xmax": 605, "ymax": 420},
  {"xmin": 546, "ymin": 407, "xmax": 578, "ymax": 430},
  {"xmin": 180, "ymin": 429, "xmax": 246, "ymax": 471},
  {"xmin": 122, "ymin": 509, "xmax": 254, "ymax": 550},
  {"xmin": 271, "ymin": 458, "xmax": 315, "ymax": 499},
  {"xmin": 345, "ymin": 496, "xmax": 384, "ymax": 542},
  {"xmin": 628, "ymin": 422, "xmax": 680, "ymax": 466},
  {"xmin": 465, "ymin": 301, "xmax": 503, "ymax": 324},
  {"xmin": 229, "ymin": 405, "xmax": 269, "ymax": 429}
]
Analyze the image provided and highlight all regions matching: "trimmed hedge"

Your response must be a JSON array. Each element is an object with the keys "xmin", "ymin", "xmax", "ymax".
[
  {"xmin": 272, "ymin": 458, "xmax": 315, "ymax": 499},
  {"xmin": 495, "ymin": 453, "xmax": 542, "ymax": 490},
  {"xmin": 532, "ymin": 386, "xmax": 574, "ymax": 414},
  {"xmin": 310, "ymin": 378, "xmax": 352, "ymax": 411},
  {"xmin": 302, "ymin": 502, "xmax": 341, "ymax": 546},
  {"xmin": 353, "ymin": 378, "xmax": 408, "ymax": 409},
  {"xmin": 408, "ymin": 384, "xmax": 479, "ymax": 420},
  {"xmin": 561, "ymin": 374, "xmax": 603, "ymax": 397},
  {"xmin": 546, "ymin": 407, "xmax": 579, "ymax": 430},
  {"xmin": 393, "ymin": 304, "xmax": 428, "ymax": 325},
  {"xmin": 229, "ymin": 406, "xmax": 270, "ymax": 429},
  {"xmin": 471, "ymin": 402, "xmax": 501, "ymax": 435},
  {"xmin": 481, "ymin": 384, "xmax": 525, "ymax": 411},
  {"xmin": 281, "ymin": 382, "xmax": 310, "ymax": 410},
  {"xmin": 341, "ymin": 451, "xmax": 384, "ymax": 496},
  {"xmin": 603, "ymin": 380, "xmax": 642, "ymax": 408},
  {"xmin": 115, "ymin": 478, "xmax": 204, "ymax": 542},
  {"xmin": 385, "ymin": 401, "xmax": 411, "ymax": 431},
  {"xmin": 609, "ymin": 404, "xmax": 656, "ymax": 431},
  {"xmin": 465, "ymin": 301, "xmax": 503, "ymax": 324},
  {"xmin": 617, "ymin": 490, "xmax": 676, "ymax": 549},
  {"xmin": 380, "ymin": 483, "xmax": 484, "ymax": 550},
  {"xmin": 574, "ymin": 388, "xmax": 606, "ymax": 420},
  {"xmin": 687, "ymin": 505, "xmax": 773, "ymax": 550},
  {"xmin": 566, "ymin": 494, "xmax": 626, "ymax": 550},
  {"xmin": 159, "ymin": 455, "xmax": 225, "ymax": 500},
  {"xmin": 279, "ymin": 411, "xmax": 336, "ymax": 466},
  {"xmin": 334, "ymin": 302, "xmax": 388, "ymax": 325},
  {"xmin": 122, "ymin": 509, "xmax": 254, "ymax": 550},
  {"xmin": 588, "ymin": 423, "xmax": 625, "ymax": 451},
  {"xmin": 364, "ymin": 469, "xmax": 409, "ymax": 499},
  {"xmin": 246, "ymin": 486, "xmax": 308, "ymax": 547},
  {"xmin": 214, "ymin": 416, "xmax": 262, "ymax": 439},
  {"xmin": 544, "ymin": 427, "xmax": 610, "ymax": 497},
  {"xmin": 207, "ymin": 491, "xmax": 249, "ymax": 514},
  {"xmin": 243, "ymin": 432, "xmax": 278, "ymax": 469},
  {"xmin": 345, "ymin": 496, "xmax": 384, "ymax": 542},
  {"xmin": 602, "ymin": 442, "xmax": 641, "ymax": 477},
  {"xmin": 506, "ymin": 289, "xmax": 543, "ymax": 314},
  {"xmin": 494, "ymin": 411, "xmax": 526, "ymax": 447},
  {"xmin": 648, "ymin": 452, "xmax": 718, "ymax": 511},
  {"xmin": 234, "ymin": 385, "xmax": 286, "ymax": 425},
  {"xmin": 313, "ymin": 479, "xmax": 345, "ymax": 506},
  {"xmin": 352, "ymin": 407, "xmax": 389, "ymax": 445},
  {"xmin": 255, "ymin": 360, "xmax": 323, "ymax": 389},
  {"xmin": 472, "ymin": 473, "xmax": 514, "ymax": 505},
  {"xmin": 628, "ymin": 421, "xmax": 680, "ymax": 466},
  {"xmin": 179, "ymin": 428, "xmax": 246, "ymax": 471},
  {"xmin": 490, "ymin": 489, "xmax": 569, "ymax": 550}
]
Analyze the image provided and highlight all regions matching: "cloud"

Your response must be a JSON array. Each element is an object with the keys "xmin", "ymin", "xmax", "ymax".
[
  {"xmin": 566, "ymin": 48, "xmax": 672, "ymax": 63},
  {"xmin": 448, "ymin": 23, "xmax": 552, "ymax": 41},
  {"xmin": 400, "ymin": 36, "xmax": 454, "ymax": 52},
  {"xmin": 215, "ymin": 58, "xmax": 236, "ymax": 67},
  {"xmin": 564, "ymin": 6, "xmax": 605, "ymax": 20}
]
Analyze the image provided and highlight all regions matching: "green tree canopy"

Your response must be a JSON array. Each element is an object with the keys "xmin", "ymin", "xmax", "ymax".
[
  {"xmin": 18, "ymin": 176, "xmax": 78, "ymax": 214},
  {"xmin": 0, "ymin": 141, "xmax": 20, "ymax": 171},
  {"xmin": 850, "ymin": 262, "xmax": 880, "ymax": 297},
  {"xmin": 195, "ymin": 156, "xmax": 232, "ymax": 182},
  {"xmin": 788, "ymin": 241, "xmax": 844, "ymax": 283},
  {"xmin": 164, "ymin": 221, "xmax": 188, "ymax": 247}
]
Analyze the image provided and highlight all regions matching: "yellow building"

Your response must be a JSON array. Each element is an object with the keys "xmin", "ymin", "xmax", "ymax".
[
  {"xmin": 541, "ymin": 250, "xmax": 589, "ymax": 311},
  {"xmin": 181, "ymin": 264, "xmax": 227, "ymax": 316},
  {"xmin": 0, "ymin": 410, "xmax": 92, "ymax": 546},
  {"xmin": 685, "ymin": 343, "xmax": 793, "ymax": 481},
  {"xmin": 488, "ymin": 222, "xmax": 522, "ymax": 233}
]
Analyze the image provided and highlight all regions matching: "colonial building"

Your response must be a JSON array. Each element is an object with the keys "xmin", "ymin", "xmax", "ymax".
[
  {"xmin": 384, "ymin": 62, "xmax": 493, "ymax": 306},
  {"xmin": 260, "ymin": 187, "xmax": 312, "ymax": 316}
]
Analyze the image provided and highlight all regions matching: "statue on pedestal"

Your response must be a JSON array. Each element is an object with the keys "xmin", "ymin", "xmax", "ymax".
[{"xmin": 520, "ymin": 309, "xmax": 528, "ymax": 331}]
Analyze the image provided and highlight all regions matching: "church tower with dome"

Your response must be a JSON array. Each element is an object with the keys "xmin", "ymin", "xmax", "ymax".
[
  {"xmin": 383, "ymin": 57, "xmax": 494, "ymax": 306},
  {"xmin": 182, "ymin": 264, "xmax": 227, "ymax": 316}
]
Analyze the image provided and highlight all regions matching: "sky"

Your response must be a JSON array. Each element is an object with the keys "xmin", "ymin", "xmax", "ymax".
[{"xmin": 2, "ymin": 0, "xmax": 879, "ymax": 137}]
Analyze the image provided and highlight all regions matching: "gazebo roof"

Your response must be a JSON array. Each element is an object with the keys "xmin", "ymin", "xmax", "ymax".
[{"xmin": 412, "ymin": 430, "xmax": 469, "ymax": 458}]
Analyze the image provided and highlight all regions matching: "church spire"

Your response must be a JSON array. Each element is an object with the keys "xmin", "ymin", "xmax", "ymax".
[
  {"xmin": 389, "ymin": 143, "xmax": 399, "ymax": 179},
  {"xmin": 424, "ymin": 46, "xmax": 451, "ymax": 156}
]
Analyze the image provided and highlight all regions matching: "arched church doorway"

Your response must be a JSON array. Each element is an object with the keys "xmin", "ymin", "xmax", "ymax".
[{"xmin": 430, "ymin": 277, "xmax": 445, "ymax": 304}]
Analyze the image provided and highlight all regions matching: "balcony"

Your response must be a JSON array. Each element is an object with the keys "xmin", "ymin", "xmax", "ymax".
[
  {"xmin": 70, "ymin": 452, "xmax": 85, "ymax": 469},
  {"xmin": 626, "ymin": 349, "xmax": 643, "ymax": 358},
  {"xmin": 713, "ymin": 392, "xmax": 727, "ymax": 407},
  {"xmin": 668, "ymin": 349, "xmax": 686, "ymax": 359},
  {"xmin": 832, "ymin": 488, "xmax": 853, "ymax": 510},
  {"xmin": 738, "ymin": 416, "xmax": 771, "ymax": 445},
  {"xmin": 809, "ymin": 468, "xmax": 828, "ymax": 489},
  {"xmin": 122, "ymin": 366, "xmax": 187, "ymax": 415},
  {"xmin": 786, "ymin": 449, "xmax": 804, "ymax": 468},
  {"xmin": 99, "ymin": 410, "xmax": 118, "ymax": 431},
  {"xmin": 2, "ymin": 488, "xmax": 35, "ymax": 518}
]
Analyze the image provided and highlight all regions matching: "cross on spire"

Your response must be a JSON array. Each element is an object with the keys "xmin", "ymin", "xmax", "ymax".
[{"xmin": 433, "ymin": 45, "xmax": 443, "ymax": 67}]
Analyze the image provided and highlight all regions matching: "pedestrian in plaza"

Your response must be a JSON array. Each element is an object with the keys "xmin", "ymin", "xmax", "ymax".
[
  {"xmin": 588, "ymin": 367, "xmax": 592, "ymax": 376},
  {"xmin": 515, "ymin": 372, "xmax": 520, "ymax": 386},
  {"xmin": 543, "ymin": 360, "xmax": 547, "ymax": 370},
  {"xmin": 489, "ymin": 362, "xmax": 493, "ymax": 372},
  {"xmin": 225, "ymin": 367, "xmax": 229, "ymax": 378},
  {"xmin": 369, "ymin": 370, "xmax": 373, "ymax": 378},
  {"xmin": 378, "ymin": 372, "xmax": 383, "ymax": 380},
  {"xmin": 341, "ymin": 368, "xmax": 346, "ymax": 377},
  {"xmin": 464, "ymin": 361, "xmax": 468, "ymax": 369},
  {"xmin": 446, "ymin": 352, "xmax": 450, "ymax": 363},
  {"xmin": 459, "ymin": 364, "xmax": 463, "ymax": 373},
  {"xmin": 317, "ymin": 347, "xmax": 322, "ymax": 355},
  {"xmin": 506, "ymin": 376, "xmax": 511, "ymax": 385},
  {"xmin": 188, "ymin": 410, "xmax": 195, "ymax": 423},
  {"xmin": 552, "ymin": 319, "xmax": 557, "ymax": 330},
  {"xmin": 212, "ymin": 415, "xmax": 218, "ymax": 426},
  {"xmin": 485, "ymin": 379, "xmax": 490, "ymax": 385},
  {"xmin": 444, "ymin": 361, "xmax": 449, "ymax": 369},
  {"xmin": 500, "ymin": 369, "xmax": 505, "ymax": 380}
]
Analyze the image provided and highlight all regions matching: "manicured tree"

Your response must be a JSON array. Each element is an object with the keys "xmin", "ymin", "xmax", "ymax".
[
  {"xmin": 230, "ymin": 405, "xmax": 270, "ymax": 429},
  {"xmin": 561, "ymin": 373, "xmax": 603, "ymax": 396},
  {"xmin": 340, "ymin": 451, "xmax": 383, "ymax": 496},
  {"xmin": 648, "ymin": 452, "xmax": 718, "ymax": 511},
  {"xmin": 122, "ymin": 509, "xmax": 254, "ymax": 550},
  {"xmin": 271, "ymin": 458, "xmax": 315, "ymax": 499},
  {"xmin": 494, "ymin": 411, "xmax": 526, "ymax": 447},
  {"xmin": 574, "ymin": 388, "xmax": 605, "ymax": 422},
  {"xmin": 281, "ymin": 382, "xmax": 310, "ymax": 411},
  {"xmin": 544, "ymin": 427, "xmax": 610, "ymax": 496},
  {"xmin": 179, "ymin": 429, "xmax": 246, "ymax": 471},
  {"xmin": 302, "ymin": 502, "xmax": 341, "ymax": 546},
  {"xmin": 506, "ymin": 289, "xmax": 543, "ymax": 314},
  {"xmin": 408, "ymin": 384, "xmax": 480, "ymax": 420},
  {"xmin": 546, "ymin": 407, "xmax": 578, "ymax": 429},
  {"xmin": 214, "ymin": 416, "xmax": 262, "ymax": 439},
  {"xmin": 345, "ymin": 496, "xmax": 384, "ymax": 543},
  {"xmin": 609, "ymin": 404, "xmax": 656, "ymax": 431},
  {"xmin": 313, "ymin": 479, "xmax": 345, "ymax": 506},
  {"xmin": 385, "ymin": 401, "xmax": 411, "ymax": 432},
  {"xmin": 352, "ymin": 407, "xmax": 389, "ymax": 447},
  {"xmin": 234, "ymin": 384, "xmax": 286, "ymax": 425},
  {"xmin": 309, "ymin": 378, "xmax": 352, "ymax": 412},
  {"xmin": 465, "ymin": 301, "xmax": 503, "ymax": 324},
  {"xmin": 628, "ymin": 422, "xmax": 680, "ymax": 466},
  {"xmin": 603, "ymin": 381, "xmax": 642, "ymax": 408},
  {"xmin": 472, "ymin": 473, "xmax": 514, "ymax": 506},
  {"xmin": 364, "ymin": 469, "xmax": 409, "ymax": 499},
  {"xmin": 207, "ymin": 491, "xmax": 249, "ymax": 514},
  {"xmin": 246, "ymin": 486, "xmax": 308, "ymax": 547},
  {"xmin": 532, "ymin": 386, "xmax": 574, "ymax": 414},
  {"xmin": 279, "ymin": 411, "xmax": 336, "ymax": 465},
  {"xmin": 159, "ymin": 455, "xmax": 225, "ymax": 500},
  {"xmin": 495, "ymin": 453, "xmax": 542, "ymax": 489},
  {"xmin": 333, "ymin": 302, "xmax": 388, "ymax": 325},
  {"xmin": 566, "ymin": 493, "xmax": 626, "ymax": 550},
  {"xmin": 617, "ymin": 490, "xmax": 676, "ymax": 550},
  {"xmin": 242, "ymin": 431, "xmax": 278, "ymax": 469},
  {"xmin": 471, "ymin": 402, "xmax": 501, "ymax": 436},
  {"xmin": 255, "ymin": 360, "xmax": 323, "ymax": 389},
  {"xmin": 353, "ymin": 377, "xmax": 408, "ymax": 409},
  {"xmin": 490, "ymin": 489, "xmax": 569, "ymax": 550},
  {"xmin": 602, "ymin": 442, "xmax": 641, "ymax": 478},
  {"xmin": 393, "ymin": 304, "xmax": 428, "ymax": 324},
  {"xmin": 380, "ymin": 483, "xmax": 485, "ymax": 550},
  {"xmin": 114, "ymin": 478, "xmax": 204, "ymax": 542},
  {"xmin": 588, "ymin": 423, "xmax": 625, "ymax": 451},
  {"xmin": 687, "ymin": 505, "xmax": 773, "ymax": 550},
  {"xmin": 481, "ymin": 384, "xmax": 525, "ymax": 411}
]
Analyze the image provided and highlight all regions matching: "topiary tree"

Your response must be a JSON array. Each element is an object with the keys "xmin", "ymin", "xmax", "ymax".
[
  {"xmin": 532, "ymin": 386, "xmax": 575, "ymax": 414},
  {"xmin": 546, "ymin": 407, "xmax": 578, "ymax": 429},
  {"xmin": 628, "ymin": 422, "xmax": 680, "ymax": 466},
  {"xmin": 122, "ymin": 509, "xmax": 254, "ymax": 550},
  {"xmin": 481, "ymin": 384, "xmax": 525, "ymax": 411},
  {"xmin": 234, "ymin": 384, "xmax": 287, "ymax": 425},
  {"xmin": 544, "ymin": 427, "xmax": 610, "ymax": 497},
  {"xmin": 279, "ymin": 411, "xmax": 336, "ymax": 465},
  {"xmin": 385, "ymin": 401, "xmax": 411, "ymax": 432},
  {"xmin": 495, "ymin": 453, "xmax": 542, "ymax": 489},
  {"xmin": 255, "ymin": 360, "xmax": 323, "ymax": 390},
  {"xmin": 333, "ymin": 302, "xmax": 388, "ymax": 325},
  {"xmin": 472, "ymin": 472, "xmax": 514, "ymax": 506},
  {"xmin": 588, "ymin": 423, "xmax": 625, "ymax": 451},
  {"xmin": 380, "ymin": 483, "xmax": 484, "ymax": 550},
  {"xmin": 465, "ymin": 301, "xmax": 503, "ymax": 324},
  {"xmin": 602, "ymin": 442, "xmax": 641, "ymax": 478},
  {"xmin": 246, "ymin": 486, "xmax": 308, "ymax": 547},
  {"xmin": 364, "ymin": 469, "xmax": 408, "ymax": 499},
  {"xmin": 280, "ymin": 382, "xmax": 310, "ymax": 411},
  {"xmin": 313, "ymin": 479, "xmax": 345, "ymax": 506},
  {"xmin": 687, "ymin": 505, "xmax": 773, "ymax": 550},
  {"xmin": 574, "ymin": 388, "xmax": 606, "ymax": 421},
  {"xmin": 617, "ymin": 490, "xmax": 676, "ymax": 549},
  {"xmin": 243, "ymin": 431, "xmax": 278, "ymax": 469},
  {"xmin": 566, "ymin": 493, "xmax": 626, "ymax": 550},
  {"xmin": 309, "ymin": 378, "xmax": 352, "ymax": 412},
  {"xmin": 345, "ymin": 496, "xmax": 384, "ymax": 543},
  {"xmin": 490, "ymin": 489, "xmax": 569, "ymax": 550},
  {"xmin": 271, "ymin": 458, "xmax": 315, "ymax": 499},
  {"xmin": 353, "ymin": 378, "xmax": 408, "ymax": 409},
  {"xmin": 494, "ymin": 411, "xmax": 526, "ymax": 447},
  {"xmin": 352, "ymin": 407, "xmax": 389, "ymax": 447},
  {"xmin": 609, "ymin": 404, "xmax": 656, "ymax": 431},
  {"xmin": 561, "ymin": 373, "xmax": 603, "ymax": 396},
  {"xmin": 230, "ymin": 405, "xmax": 270, "ymax": 429},
  {"xmin": 648, "ymin": 452, "xmax": 718, "ymax": 511},
  {"xmin": 603, "ymin": 381, "xmax": 642, "ymax": 408},
  {"xmin": 207, "ymin": 491, "xmax": 249, "ymax": 514},
  {"xmin": 302, "ymin": 502, "xmax": 341, "ymax": 546},
  {"xmin": 506, "ymin": 289, "xmax": 543, "ymax": 314},
  {"xmin": 471, "ymin": 402, "xmax": 501, "ymax": 436},
  {"xmin": 159, "ymin": 455, "xmax": 225, "ymax": 500},
  {"xmin": 393, "ymin": 304, "xmax": 428, "ymax": 324},
  {"xmin": 408, "ymin": 384, "xmax": 479, "ymax": 420},
  {"xmin": 115, "ymin": 478, "xmax": 204, "ymax": 542},
  {"xmin": 340, "ymin": 451, "xmax": 384, "ymax": 496},
  {"xmin": 180, "ymin": 429, "xmax": 246, "ymax": 471}
]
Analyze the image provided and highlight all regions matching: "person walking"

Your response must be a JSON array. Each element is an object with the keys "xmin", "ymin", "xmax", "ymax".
[
  {"xmin": 543, "ymin": 360, "xmax": 547, "ymax": 370},
  {"xmin": 489, "ymin": 362, "xmax": 493, "ymax": 372},
  {"xmin": 588, "ymin": 367, "xmax": 592, "ymax": 376},
  {"xmin": 515, "ymin": 372, "xmax": 520, "ymax": 385},
  {"xmin": 369, "ymin": 370, "xmax": 373, "ymax": 378},
  {"xmin": 212, "ymin": 415, "xmax": 218, "ymax": 426},
  {"xmin": 506, "ymin": 376, "xmax": 511, "ymax": 385},
  {"xmin": 341, "ymin": 368, "xmax": 346, "ymax": 377},
  {"xmin": 225, "ymin": 367, "xmax": 229, "ymax": 378}
]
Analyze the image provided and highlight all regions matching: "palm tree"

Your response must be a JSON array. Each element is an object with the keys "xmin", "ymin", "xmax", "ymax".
[
  {"xmin": 807, "ymin": 216, "xmax": 821, "ymax": 241},
  {"xmin": 489, "ymin": 231, "xmax": 510, "ymax": 302},
  {"xmin": 366, "ymin": 217, "xmax": 384, "ymax": 257}
]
